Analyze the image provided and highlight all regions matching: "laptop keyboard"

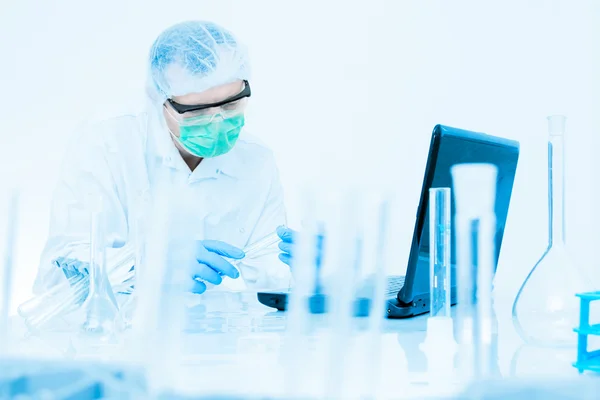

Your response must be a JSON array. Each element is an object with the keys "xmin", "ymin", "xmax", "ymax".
[{"xmin": 385, "ymin": 275, "xmax": 405, "ymax": 298}]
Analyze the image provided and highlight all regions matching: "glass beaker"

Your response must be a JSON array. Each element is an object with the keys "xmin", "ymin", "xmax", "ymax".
[{"xmin": 512, "ymin": 115, "xmax": 592, "ymax": 347}]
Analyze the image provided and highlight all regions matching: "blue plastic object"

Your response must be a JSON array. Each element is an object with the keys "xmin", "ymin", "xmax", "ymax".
[
  {"xmin": 0, "ymin": 357, "xmax": 268, "ymax": 398},
  {"xmin": 0, "ymin": 358, "xmax": 145, "ymax": 399},
  {"xmin": 573, "ymin": 291, "xmax": 600, "ymax": 373}
]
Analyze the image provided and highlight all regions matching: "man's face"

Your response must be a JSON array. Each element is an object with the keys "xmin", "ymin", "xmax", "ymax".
[{"xmin": 163, "ymin": 80, "xmax": 245, "ymax": 138}]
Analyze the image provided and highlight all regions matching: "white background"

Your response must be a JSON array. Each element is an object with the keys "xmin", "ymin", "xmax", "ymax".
[{"xmin": 0, "ymin": 0, "xmax": 598, "ymax": 315}]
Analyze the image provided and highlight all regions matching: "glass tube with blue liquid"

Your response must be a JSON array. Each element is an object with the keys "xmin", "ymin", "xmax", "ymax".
[{"xmin": 429, "ymin": 187, "xmax": 452, "ymax": 320}]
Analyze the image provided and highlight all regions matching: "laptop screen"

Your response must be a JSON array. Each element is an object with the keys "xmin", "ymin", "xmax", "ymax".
[{"xmin": 399, "ymin": 125, "xmax": 520, "ymax": 305}]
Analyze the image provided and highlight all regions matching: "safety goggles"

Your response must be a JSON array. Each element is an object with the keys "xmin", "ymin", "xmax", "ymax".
[{"xmin": 164, "ymin": 80, "xmax": 251, "ymax": 126}]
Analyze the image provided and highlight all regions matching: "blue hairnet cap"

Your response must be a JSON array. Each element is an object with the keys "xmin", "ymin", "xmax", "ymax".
[{"xmin": 148, "ymin": 21, "xmax": 251, "ymax": 100}]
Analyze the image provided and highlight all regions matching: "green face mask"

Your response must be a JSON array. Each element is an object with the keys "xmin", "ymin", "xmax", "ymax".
[{"xmin": 176, "ymin": 114, "xmax": 245, "ymax": 158}]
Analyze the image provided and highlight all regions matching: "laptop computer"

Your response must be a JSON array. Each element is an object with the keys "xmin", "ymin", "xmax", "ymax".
[{"xmin": 257, "ymin": 124, "xmax": 520, "ymax": 318}]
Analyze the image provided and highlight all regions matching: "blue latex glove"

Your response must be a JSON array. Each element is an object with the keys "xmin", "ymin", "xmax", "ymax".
[
  {"xmin": 54, "ymin": 257, "xmax": 136, "ymax": 294},
  {"xmin": 54, "ymin": 256, "xmax": 89, "ymax": 280},
  {"xmin": 190, "ymin": 240, "xmax": 245, "ymax": 294},
  {"xmin": 276, "ymin": 226, "xmax": 324, "ymax": 268}
]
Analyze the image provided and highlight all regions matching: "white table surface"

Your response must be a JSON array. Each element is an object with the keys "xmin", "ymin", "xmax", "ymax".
[{"xmin": 3, "ymin": 291, "xmax": 596, "ymax": 399}]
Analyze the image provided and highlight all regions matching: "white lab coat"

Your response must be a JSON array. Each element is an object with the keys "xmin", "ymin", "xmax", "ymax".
[{"xmin": 34, "ymin": 107, "xmax": 290, "ymax": 294}]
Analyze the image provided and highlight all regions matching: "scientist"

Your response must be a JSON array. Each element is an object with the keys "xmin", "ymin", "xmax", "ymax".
[{"xmin": 34, "ymin": 20, "xmax": 293, "ymax": 295}]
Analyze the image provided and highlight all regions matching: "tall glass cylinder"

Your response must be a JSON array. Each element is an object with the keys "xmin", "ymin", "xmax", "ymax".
[
  {"xmin": 429, "ymin": 188, "xmax": 452, "ymax": 319},
  {"xmin": 512, "ymin": 115, "xmax": 592, "ymax": 346},
  {"xmin": 451, "ymin": 163, "xmax": 497, "ymax": 382},
  {"xmin": 0, "ymin": 188, "xmax": 18, "ymax": 355},
  {"xmin": 363, "ymin": 197, "xmax": 392, "ymax": 399},
  {"xmin": 79, "ymin": 197, "xmax": 120, "ymax": 343},
  {"xmin": 420, "ymin": 187, "xmax": 456, "ymax": 387},
  {"xmin": 548, "ymin": 115, "xmax": 566, "ymax": 245},
  {"xmin": 130, "ymin": 171, "xmax": 196, "ymax": 396},
  {"xmin": 282, "ymin": 187, "xmax": 321, "ymax": 400}
]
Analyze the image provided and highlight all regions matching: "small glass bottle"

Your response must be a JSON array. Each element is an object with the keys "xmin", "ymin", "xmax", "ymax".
[{"xmin": 512, "ymin": 115, "xmax": 592, "ymax": 347}]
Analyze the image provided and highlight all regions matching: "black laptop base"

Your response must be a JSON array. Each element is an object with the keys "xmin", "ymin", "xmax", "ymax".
[{"xmin": 256, "ymin": 291, "xmax": 437, "ymax": 318}]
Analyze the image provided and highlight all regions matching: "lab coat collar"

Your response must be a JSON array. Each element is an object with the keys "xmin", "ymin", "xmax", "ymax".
[
  {"xmin": 158, "ymin": 137, "xmax": 245, "ymax": 181},
  {"xmin": 188, "ymin": 143, "xmax": 246, "ymax": 182}
]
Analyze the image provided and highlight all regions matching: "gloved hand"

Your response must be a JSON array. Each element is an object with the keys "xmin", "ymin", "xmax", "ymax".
[
  {"xmin": 54, "ymin": 256, "xmax": 135, "ymax": 294},
  {"xmin": 276, "ymin": 226, "xmax": 324, "ymax": 268},
  {"xmin": 190, "ymin": 240, "xmax": 245, "ymax": 294},
  {"xmin": 54, "ymin": 256, "xmax": 89, "ymax": 280}
]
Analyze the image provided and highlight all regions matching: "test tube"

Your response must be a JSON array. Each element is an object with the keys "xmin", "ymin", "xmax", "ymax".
[
  {"xmin": 240, "ymin": 231, "xmax": 281, "ymax": 259},
  {"xmin": 132, "ymin": 171, "xmax": 195, "ymax": 396},
  {"xmin": 209, "ymin": 231, "xmax": 283, "ymax": 292},
  {"xmin": 451, "ymin": 163, "xmax": 497, "ymax": 383},
  {"xmin": 419, "ymin": 187, "xmax": 457, "ymax": 387},
  {"xmin": 429, "ymin": 187, "xmax": 452, "ymax": 319},
  {"xmin": 282, "ymin": 189, "xmax": 320, "ymax": 399},
  {"xmin": 324, "ymin": 191, "xmax": 363, "ymax": 400},
  {"xmin": 0, "ymin": 189, "xmax": 19, "ymax": 355},
  {"xmin": 129, "ymin": 179, "xmax": 171, "ymax": 387},
  {"xmin": 363, "ymin": 197, "xmax": 392, "ymax": 400},
  {"xmin": 228, "ymin": 231, "xmax": 282, "ymax": 273},
  {"xmin": 79, "ymin": 200, "xmax": 121, "ymax": 339}
]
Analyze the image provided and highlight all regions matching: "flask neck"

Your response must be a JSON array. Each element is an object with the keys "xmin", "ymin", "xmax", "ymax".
[
  {"xmin": 90, "ymin": 212, "xmax": 108, "ymax": 295},
  {"xmin": 548, "ymin": 135, "xmax": 566, "ymax": 245}
]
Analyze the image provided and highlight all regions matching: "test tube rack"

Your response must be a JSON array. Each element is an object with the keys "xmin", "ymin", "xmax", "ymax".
[{"xmin": 573, "ymin": 291, "xmax": 600, "ymax": 374}]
